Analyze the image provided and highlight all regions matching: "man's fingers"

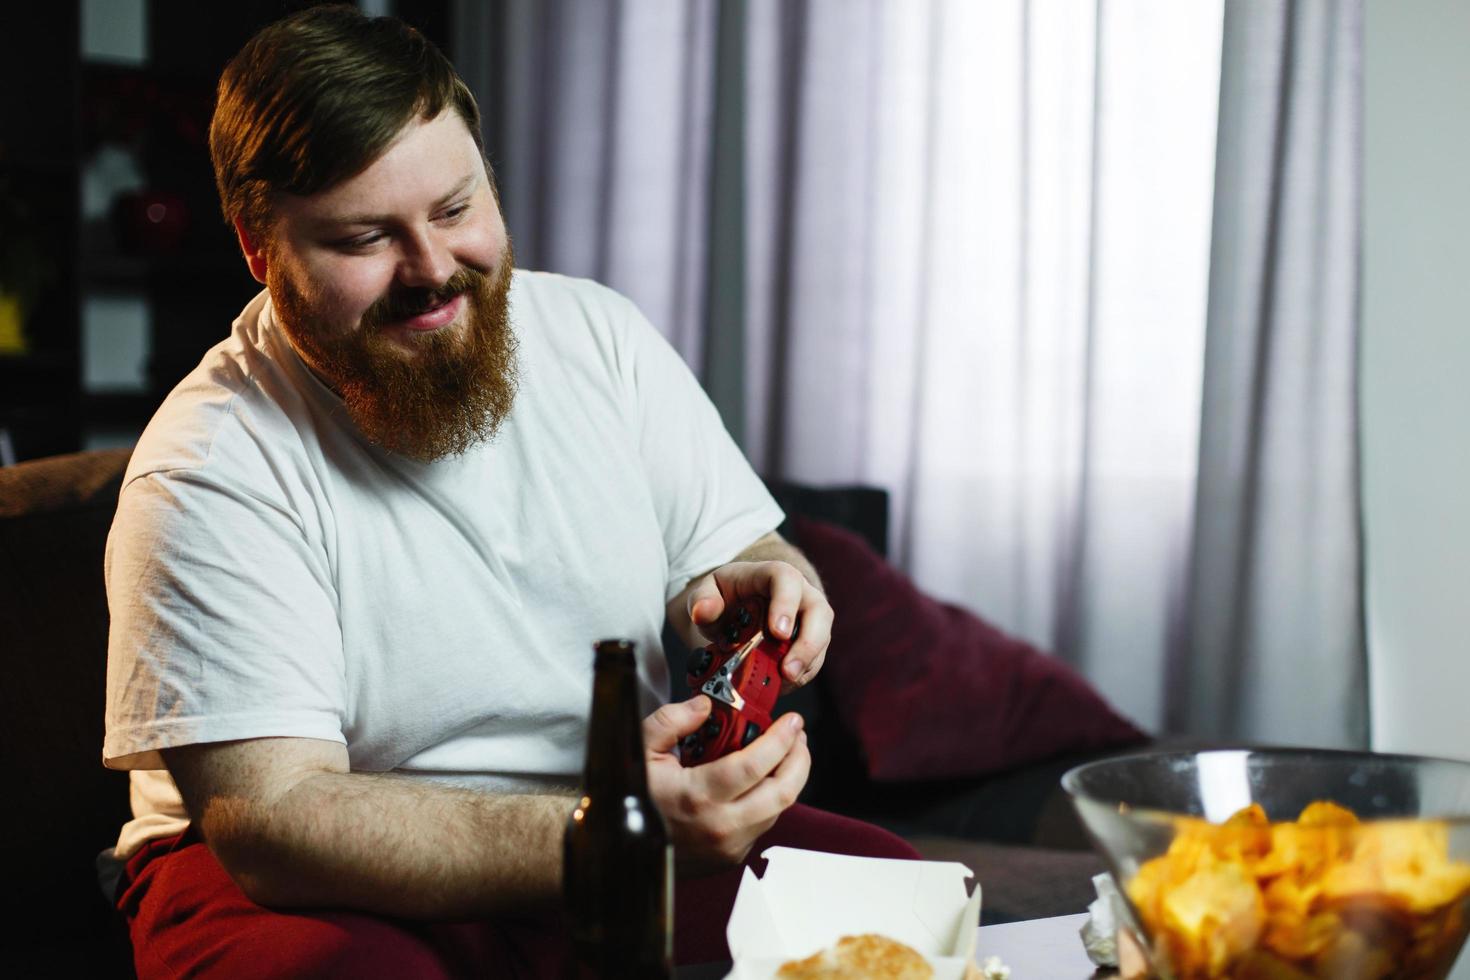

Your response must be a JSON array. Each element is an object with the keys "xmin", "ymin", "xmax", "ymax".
[
  {"xmin": 698, "ymin": 712, "xmax": 804, "ymax": 799},
  {"xmin": 781, "ymin": 590, "xmax": 832, "ymax": 684},
  {"xmin": 686, "ymin": 576, "xmax": 725, "ymax": 631},
  {"xmin": 759, "ymin": 564, "xmax": 807, "ymax": 642},
  {"xmin": 726, "ymin": 730, "xmax": 811, "ymax": 828},
  {"xmin": 649, "ymin": 712, "xmax": 809, "ymax": 873},
  {"xmin": 784, "ymin": 648, "xmax": 825, "ymax": 691},
  {"xmin": 700, "ymin": 561, "xmax": 803, "ymax": 632},
  {"xmin": 796, "ymin": 650, "xmax": 825, "ymax": 686},
  {"xmin": 643, "ymin": 696, "xmax": 712, "ymax": 754},
  {"xmin": 685, "ymin": 729, "xmax": 810, "ymax": 867}
]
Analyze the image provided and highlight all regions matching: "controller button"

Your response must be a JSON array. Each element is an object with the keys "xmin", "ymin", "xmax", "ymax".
[
  {"xmin": 702, "ymin": 717, "xmax": 722, "ymax": 738},
  {"xmin": 742, "ymin": 722, "xmax": 761, "ymax": 747},
  {"xmin": 690, "ymin": 742, "xmax": 705, "ymax": 760},
  {"xmin": 737, "ymin": 607, "xmax": 752, "ymax": 627},
  {"xmin": 687, "ymin": 649, "xmax": 713, "ymax": 677}
]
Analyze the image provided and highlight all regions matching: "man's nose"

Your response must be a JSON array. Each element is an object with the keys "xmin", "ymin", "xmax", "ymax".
[{"xmin": 397, "ymin": 229, "xmax": 456, "ymax": 288}]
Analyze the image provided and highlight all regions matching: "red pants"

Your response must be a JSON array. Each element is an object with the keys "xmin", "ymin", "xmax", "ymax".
[{"xmin": 118, "ymin": 804, "xmax": 919, "ymax": 978}]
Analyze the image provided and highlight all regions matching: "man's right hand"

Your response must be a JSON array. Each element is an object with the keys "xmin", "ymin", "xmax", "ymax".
[{"xmin": 643, "ymin": 695, "xmax": 810, "ymax": 875}]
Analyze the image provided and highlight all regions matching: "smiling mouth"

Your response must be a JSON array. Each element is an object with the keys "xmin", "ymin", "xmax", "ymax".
[{"xmin": 395, "ymin": 292, "xmax": 465, "ymax": 332}]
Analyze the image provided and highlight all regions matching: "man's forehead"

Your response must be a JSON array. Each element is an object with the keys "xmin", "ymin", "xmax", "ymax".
[
  {"xmin": 282, "ymin": 112, "xmax": 484, "ymax": 225},
  {"xmin": 308, "ymin": 172, "xmax": 480, "ymax": 229}
]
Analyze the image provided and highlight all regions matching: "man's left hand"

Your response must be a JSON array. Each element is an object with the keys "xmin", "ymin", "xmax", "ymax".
[{"xmin": 682, "ymin": 559, "xmax": 832, "ymax": 690}]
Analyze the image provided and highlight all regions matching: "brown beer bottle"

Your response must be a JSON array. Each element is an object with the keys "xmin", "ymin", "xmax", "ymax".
[{"xmin": 564, "ymin": 639, "xmax": 673, "ymax": 978}]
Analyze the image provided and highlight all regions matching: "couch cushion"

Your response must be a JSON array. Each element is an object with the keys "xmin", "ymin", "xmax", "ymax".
[
  {"xmin": 791, "ymin": 515, "xmax": 1146, "ymax": 783},
  {"xmin": 0, "ymin": 448, "xmax": 136, "ymax": 972}
]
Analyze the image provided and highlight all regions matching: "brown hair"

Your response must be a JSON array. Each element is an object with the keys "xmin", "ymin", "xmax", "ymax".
[{"xmin": 209, "ymin": 3, "xmax": 483, "ymax": 239}]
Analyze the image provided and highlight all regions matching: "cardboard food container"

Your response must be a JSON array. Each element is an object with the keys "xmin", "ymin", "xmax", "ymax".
[{"xmin": 724, "ymin": 847, "xmax": 983, "ymax": 979}]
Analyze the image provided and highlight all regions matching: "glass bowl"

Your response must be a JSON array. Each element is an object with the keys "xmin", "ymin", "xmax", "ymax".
[{"xmin": 1062, "ymin": 749, "xmax": 1470, "ymax": 980}]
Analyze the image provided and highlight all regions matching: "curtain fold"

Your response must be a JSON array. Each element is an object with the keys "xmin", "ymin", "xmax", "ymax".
[
  {"xmin": 470, "ymin": 0, "xmax": 720, "ymax": 370},
  {"xmin": 1170, "ymin": 0, "xmax": 1366, "ymax": 747}
]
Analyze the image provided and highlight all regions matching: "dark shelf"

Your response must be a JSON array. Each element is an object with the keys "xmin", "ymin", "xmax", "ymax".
[
  {"xmin": 1, "ymin": 2, "xmax": 82, "ymax": 460},
  {"xmin": 0, "ymin": 155, "xmax": 83, "ymax": 176},
  {"xmin": 81, "ymin": 249, "xmax": 248, "ymax": 290},
  {"xmin": 0, "ymin": 351, "xmax": 76, "ymax": 375}
]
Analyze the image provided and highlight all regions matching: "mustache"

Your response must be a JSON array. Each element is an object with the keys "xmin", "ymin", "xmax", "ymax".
[{"xmin": 360, "ymin": 267, "xmax": 488, "ymax": 326}]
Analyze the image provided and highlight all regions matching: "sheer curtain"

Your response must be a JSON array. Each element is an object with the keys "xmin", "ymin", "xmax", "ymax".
[
  {"xmin": 461, "ymin": 0, "xmax": 1365, "ymax": 745},
  {"xmin": 463, "ymin": 0, "xmax": 721, "ymax": 365},
  {"xmin": 742, "ymin": 0, "xmax": 1223, "ymax": 734}
]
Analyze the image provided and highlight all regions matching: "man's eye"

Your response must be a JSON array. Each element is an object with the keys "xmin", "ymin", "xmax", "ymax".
[
  {"xmin": 335, "ymin": 233, "xmax": 384, "ymax": 251},
  {"xmin": 439, "ymin": 203, "xmax": 471, "ymax": 222}
]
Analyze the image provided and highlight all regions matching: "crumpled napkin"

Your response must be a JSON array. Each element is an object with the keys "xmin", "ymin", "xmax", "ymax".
[
  {"xmin": 1079, "ymin": 872, "xmax": 1127, "ymax": 967},
  {"xmin": 963, "ymin": 954, "xmax": 1011, "ymax": 980}
]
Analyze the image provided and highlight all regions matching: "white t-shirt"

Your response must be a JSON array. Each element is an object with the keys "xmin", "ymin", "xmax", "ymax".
[{"xmin": 103, "ymin": 270, "xmax": 783, "ymax": 858}]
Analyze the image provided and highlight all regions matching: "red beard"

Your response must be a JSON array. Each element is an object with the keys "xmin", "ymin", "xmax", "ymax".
[{"xmin": 271, "ymin": 249, "xmax": 519, "ymax": 461}]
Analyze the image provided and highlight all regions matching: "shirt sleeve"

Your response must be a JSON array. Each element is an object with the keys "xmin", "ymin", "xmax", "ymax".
[
  {"xmin": 103, "ymin": 467, "xmax": 347, "ymax": 770},
  {"xmin": 608, "ymin": 296, "xmax": 786, "ymax": 601}
]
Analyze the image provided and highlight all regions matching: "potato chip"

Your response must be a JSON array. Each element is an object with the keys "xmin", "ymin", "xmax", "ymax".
[{"xmin": 1124, "ymin": 802, "xmax": 1470, "ymax": 979}]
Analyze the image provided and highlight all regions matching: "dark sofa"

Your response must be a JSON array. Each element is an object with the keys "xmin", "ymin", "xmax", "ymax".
[{"xmin": 1, "ymin": 448, "xmax": 1144, "ymax": 976}]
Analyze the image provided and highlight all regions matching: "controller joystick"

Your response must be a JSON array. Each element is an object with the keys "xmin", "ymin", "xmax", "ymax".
[
  {"xmin": 685, "ymin": 648, "xmax": 713, "ymax": 678},
  {"xmin": 679, "ymin": 596, "xmax": 791, "ymax": 767},
  {"xmin": 741, "ymin": 721, "xmax": 761, "ymax": 747}
]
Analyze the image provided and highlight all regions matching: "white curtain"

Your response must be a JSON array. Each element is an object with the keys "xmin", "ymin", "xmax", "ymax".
[
  {"xmin": 461, "ymin": 0, "xmax": 1365, "ymax": 746},
  {"xmin": 742, "ymin": 0, "xmax": 1223, "ymax": 734}
]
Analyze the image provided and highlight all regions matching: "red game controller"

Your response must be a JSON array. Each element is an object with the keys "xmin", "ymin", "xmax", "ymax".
[{"xmin": 680, "ymin": 596, "xmax": 792, "ymax": 766}]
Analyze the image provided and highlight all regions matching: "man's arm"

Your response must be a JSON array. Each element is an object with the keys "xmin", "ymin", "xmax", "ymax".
[
  {"xmin": 165, "ymin": 699, "xmax": 813, "ymax": 915},
  {"xmin": 666, "ymin": 530, "xmax": 832, "ymax": 688},
  {"xmin": 163, "ymin": 737, "xmax": 573, "ymax": 919}
]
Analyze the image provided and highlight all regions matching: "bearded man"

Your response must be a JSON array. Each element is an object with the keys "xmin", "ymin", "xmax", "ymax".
[{"xmin": 102, "ymin": 6, "xmax": 916, "ymax": 977}]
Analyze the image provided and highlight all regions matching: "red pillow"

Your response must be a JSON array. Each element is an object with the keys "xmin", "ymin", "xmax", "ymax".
[{"xmin": 793, "ymin": 514, "xmax": 1146, "ymax": 782}]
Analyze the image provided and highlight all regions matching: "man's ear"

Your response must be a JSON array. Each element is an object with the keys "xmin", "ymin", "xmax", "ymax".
[{"xmin": 234, "ymin": 218, "xmax": 269, "ymax": 285}]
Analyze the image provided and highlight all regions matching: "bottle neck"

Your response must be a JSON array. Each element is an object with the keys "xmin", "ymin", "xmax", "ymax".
[{"xmin": 583, "ymin": 640, "xmax": 650, "ymax": 798}]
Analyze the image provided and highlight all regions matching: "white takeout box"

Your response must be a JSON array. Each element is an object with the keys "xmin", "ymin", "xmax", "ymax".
[{"xmin": 724, "ymin": 846, "xmax": 983, "ymax": 979}]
